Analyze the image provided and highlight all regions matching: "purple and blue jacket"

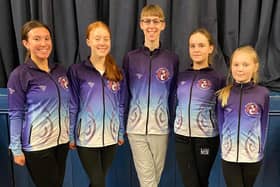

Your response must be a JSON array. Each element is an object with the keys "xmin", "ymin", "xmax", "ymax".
[
  {"xmin": 174, "ymin": 67, "xmax": 225, "ymax": 137},
  {"xmin": 123, "ymin": 46, "xmax": 179, "ymax": 135},
  {"xmin": 8, "ymin": 58, "xmax": 70, "ymax": 155},
  {"xmin": 218, "ymin": 82, "xmax": 270, "ymax": 163},
  {"xmin": 68, "ymin": 59, "xmax": 125, "ymax": 147}
]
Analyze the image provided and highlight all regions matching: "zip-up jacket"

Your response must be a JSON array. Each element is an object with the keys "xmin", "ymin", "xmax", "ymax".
[
  {"xmin": 123, "ymin": 46, "xmax": 179, "ymax": 135},
  {"xmin": 8, "ymin": 59, "xmax": 70, "ymax": 155},
  {"xmin": 174, "ymin": 67, "xmax": 225, "ymax": 137},
  {"xmin": 218, "ymin": 82, "xmax": 270, "ymax": 163},
  {"xmin": 68, "ymin": 59, "xmax": 125, "ymax": 148}
]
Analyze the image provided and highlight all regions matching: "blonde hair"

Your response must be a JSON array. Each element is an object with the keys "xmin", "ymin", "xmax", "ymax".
[
  {"xmin": 140, "ymin": 4, "xmax": 165, "ymax": 20},
  {"xmin": 86, "ymin": 21, "xmax": 123, "ymax": 82},
  {"xmin": 217, "ymin": 45, "xmax": 260, "ymax": 107},
  {"xmin": 189, "ymin": 28, "xmax": 215, "ymax": 65}
]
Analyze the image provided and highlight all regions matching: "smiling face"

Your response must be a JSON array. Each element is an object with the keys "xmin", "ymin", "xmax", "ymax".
[
  {"xmin": 189, "ymin": 32, "xmax": 214, "ymax": 68},
  {"xmin": 140, "ymin": 16, "xmax": 165, "ymax": 43},
  {"xmin": 22, "ymin": 27, "xmax": 52, "ymax": 62},
  {"xmin": 231, "ymin": 51, "xmax": 258, "ymax": 84},
  {"xmin": 87, "ymin": 26, "xmax": 111, "ymax": 58}
]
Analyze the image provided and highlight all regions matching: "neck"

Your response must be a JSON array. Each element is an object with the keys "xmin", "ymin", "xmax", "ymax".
[
  {"xmin": 192, "ymin": 61, "xmax": 209, "ymax": 70},
  {"xmin": 31, "ymin": 56, "xmax": 49, "ymax": 72},
  {"xmin": 90, "ymin": 55, "xmax": 106, "ymax": 71},
  {"xmin": 144, "ymin": 39, "xmax": 160, "ymax": 51}
]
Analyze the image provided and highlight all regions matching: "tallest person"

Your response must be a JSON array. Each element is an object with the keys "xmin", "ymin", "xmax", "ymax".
[{"xmin": 122, "ymin": 4, "xmax": 179, "ymax": 187}]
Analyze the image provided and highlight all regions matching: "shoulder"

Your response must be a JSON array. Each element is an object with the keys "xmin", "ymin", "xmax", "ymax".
[
  {"xmin": 254, "ymin": 85, "xmax": 270, "ymax": 95},
  {"xmin": 9, "ymin": 64, "xmax": 29, "ymax": 79},
  {"xmin": 160, "ymin": 49, "xmax": 179, "ymax": 59},
  {"xmin": 125, "ymin": 48, "xmax": 143, "ymax": 57}
]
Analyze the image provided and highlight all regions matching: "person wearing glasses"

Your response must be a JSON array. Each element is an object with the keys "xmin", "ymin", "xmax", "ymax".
[{"xmin": 122, "ymin": 4, "xmax": 179, "ymax": 187}]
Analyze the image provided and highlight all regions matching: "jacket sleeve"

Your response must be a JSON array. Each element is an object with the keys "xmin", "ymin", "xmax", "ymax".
[
  {"xmin": 217, "ymin": 99, "xmax": 225, "ymax": 134},
  {"xmin": 67, "ymin": 66, "xmax": 80, "ymax": 143},
  {"xmin": 121, "ymin": 54, "xmax": 131, "ymax": 132},
  {"xmin": 118, "ymin": 71, "xmax": 128, "ymax": 141},
  {"xmin": 7, "ymin": 68, "xmax": 26, "ymax": 156},
  {"xmin": 261, "ymin": 89, "xmax": 270, "ymax": 150},
  {"xmin": 168, "ymin": 55, "xmax": 179, "ymax": 130}
]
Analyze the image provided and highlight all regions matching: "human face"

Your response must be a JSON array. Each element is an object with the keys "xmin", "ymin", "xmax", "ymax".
[
  {"xmin": 22, "ymin": 27, "xmax": 52, "ymax": 62},
  {"xmin": 189, "ymin": 32, "xmax": 213, "ymax": 68},
  {"xmin": 231, "ymin": 52, "xmax": 258, "ymax": 84},
  {"xmin": 87, "ymin": 27, "xmax": 111, "ymax": 58},
  {"xmin": 140, "ymin": 16, "xmax": 165, "ymax": 43}
]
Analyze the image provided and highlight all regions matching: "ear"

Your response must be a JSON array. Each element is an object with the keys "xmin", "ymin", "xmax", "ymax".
[
  {"xmin": 161, "ymin": 21, "xmax": 166, "ymax": 30},
  {"xmin": 22, "ymin": 40, "xmax": 29, "ymax": 50},
  {"xmin": 139, "ymin": 21, "xmax": 144, "ymax": 31},
  {"xmin": 86, "ymin": 38, "xmax": 91, "ymax": 47},
  {"xmin": 209, "ymin": 45, "xmax": 214, "ymax": 54},
  {"xmin": 254, "ymin": 62, "xmax": 259, "ymax": 73}
]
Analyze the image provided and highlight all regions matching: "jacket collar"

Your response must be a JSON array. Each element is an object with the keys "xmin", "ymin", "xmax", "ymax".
[{"xmin": 25, "ymin": 58, "xmax": 56, "ymax": 71}]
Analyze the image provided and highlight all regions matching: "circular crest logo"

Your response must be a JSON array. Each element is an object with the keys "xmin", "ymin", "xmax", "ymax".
[
  {"xmin": 58, "ymin": 76, "xmax": 69, "ymax": 89},
  {"xmin": 197, "ymin": 79, "xmax": 212, "ymax": 90},
  {"xmin": 107, "ymin": 81, "xmax": 120, "ymax": 92},
  {"xmin": 156, "ymin": 68, "xmax": 170, "ymax": 82},
  {"xmin": 245, "ymin": 102, "xmax": 260, "ymax": 116}
]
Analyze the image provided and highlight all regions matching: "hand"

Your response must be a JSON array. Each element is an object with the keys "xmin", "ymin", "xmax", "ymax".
[
  {"xmin": 14, "ymin": 154, "xmax": 25, "ymax": 166},
  {"xmin": 69, "ymin": 142, "xmax": 76, "ymax": 149},
  {"xmin": 118, "ymin": 139, "xmax": 125, "ymax": 146}
]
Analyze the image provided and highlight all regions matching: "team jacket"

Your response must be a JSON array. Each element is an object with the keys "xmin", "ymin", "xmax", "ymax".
[
  {"xmin": 8, "ymin": 59, "xmax": 70, "ymax": 155},
  {"xmin": 174, "ymin": 67, "xmax": 225, "ymax": 137},
  {"xmin": 68, "ymin": 59, "xmax": 125, "ymax": 148},
  {"xmin": 123, "ymin": 46, "xmax": 179, "ymax": 135},
  {"xmin": 218, "ymin": 82, "xmax": 270, "ymax": 163}
]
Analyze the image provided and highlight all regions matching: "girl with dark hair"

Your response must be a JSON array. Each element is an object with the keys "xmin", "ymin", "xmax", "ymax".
[{"xmin": 8, "ymin": 20, "xmax": 70, "ymax": 187}]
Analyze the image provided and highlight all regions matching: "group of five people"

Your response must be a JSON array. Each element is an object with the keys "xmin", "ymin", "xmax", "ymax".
[{"xmin": 7, "ymin": 4, "xmax": 270, "ymax": 187}]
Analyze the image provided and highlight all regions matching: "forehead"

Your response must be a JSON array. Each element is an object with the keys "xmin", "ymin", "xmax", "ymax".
[
  {"xmin": 89, "ymin": 27, "xmax": 110, "ymax": 37},
  {"xmin": 141, "ymin": 15, "xmax": 162, "ymax": 20},
  {"xmin": 232, "ymin": 52, "xmax": 253, "ymax": 63},
  {"xmin": 189, "ymin": 33, "xmax": 209, "ymax": 43},
  {"xmin": 28, "ymin": 27, "xmax": 50, "ymax": 37}
]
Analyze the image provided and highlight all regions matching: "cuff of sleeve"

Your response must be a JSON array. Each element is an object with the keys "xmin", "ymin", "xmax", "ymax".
[
  {"xmin": 11, "ymin": 149, "xmax": 23, "ymax": 156},
  {"xmin": 118, "ymin": 131, "xmax": 124, "ymax": 141}
]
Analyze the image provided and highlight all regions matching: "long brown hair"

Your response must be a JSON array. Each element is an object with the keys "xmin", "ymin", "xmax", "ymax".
[
  {"xmin": 217, "ymin": 45, "xmax": 260, "ymax": 107},
  {"xmin": 86, "ymin": 21, "xmax": 123, "ymax": 82},
  {"xmin": 21, "ymin": 20, "xmax": 51, "ymax": 61},
  {"xmin": 188, "ymin": 28, "xmax": 215, "ymax": 65}
]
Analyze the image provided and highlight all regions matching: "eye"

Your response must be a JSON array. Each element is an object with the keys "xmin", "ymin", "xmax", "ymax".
[
  {"xmin": 198, "ymin": 43, "xmax": 205, "ymax": 48},
  {"xmin": 103, "ymin": 37, "xmax": 110, "ymax": 42},
  {"xmin": 189, "ymin": 44, "xmax": 195, "ymax": 48},
  {"xmin": 95, "ymin": 37, "xmax": 101, "ymax": 41}
]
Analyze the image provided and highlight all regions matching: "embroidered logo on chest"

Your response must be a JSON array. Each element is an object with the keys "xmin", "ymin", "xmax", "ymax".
[
  {"xmin": 136, "ymin": 73, "xmax": 143, "ymax": 79},
  {"xmin": 197, "ymin": 79, "xmax": 212, "ymax": 90},
  {"xmin": 88, "ymin": 82, "xmax": 95, "ymax": 88},
  {"xmin": 107, "ymin": 80, "xmax": 120, "ymax": 92},
  {"xmin": 8, "ymin": 88, "xmax": 15, "ymax": 94},
  {"xmin": 156, "ymin": 67, "xmax": 170, "ymax": 82},
  {"xmin": 245, "ymin": 102, "xmax": 260, "ymax": 116},
  {"xmin": 38, "ymin": 85, "xmax": 47, "ymax": 91},
  {"xmin": 58, "ymin": 76, "xmax": 69, "ymax": 89}
]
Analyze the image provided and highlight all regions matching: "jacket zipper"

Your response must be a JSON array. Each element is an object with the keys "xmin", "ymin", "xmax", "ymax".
[
  {"xmin": 101, "ymin": 77, "xmax": 105, "ymax": 146},
  {"xmin": 145, "ymin": 54, "xmax": 153, "ymax": 134},
  {"xmin": 188, "ymin": 73, "xmax": 197, "ymax": 137},
  {"xmin": 236, "ymin": 84, "xmax": 243, "ymax": 162}
]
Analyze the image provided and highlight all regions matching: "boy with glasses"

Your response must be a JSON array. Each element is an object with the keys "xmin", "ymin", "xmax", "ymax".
[{"xmin": 123, "ymin": 4, "xmax": 179, "ymax": 187}]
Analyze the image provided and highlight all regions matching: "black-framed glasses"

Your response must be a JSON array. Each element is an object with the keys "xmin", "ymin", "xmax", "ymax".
[{"xmin": 141, "ymin": 19, "xmax": 164, "ymax": 25}]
